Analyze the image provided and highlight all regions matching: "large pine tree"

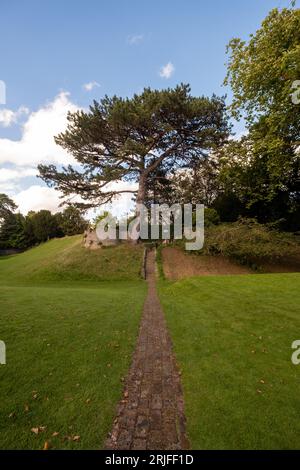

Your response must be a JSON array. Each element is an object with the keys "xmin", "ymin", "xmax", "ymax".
[{"xmin": 38, "ymin": 84, "xmax": 230, "ymax": 210}]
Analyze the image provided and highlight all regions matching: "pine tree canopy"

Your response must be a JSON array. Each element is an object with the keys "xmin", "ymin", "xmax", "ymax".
[{"xmin": 38, "ymin": 84, "xmax": 230, "ymax": 209}]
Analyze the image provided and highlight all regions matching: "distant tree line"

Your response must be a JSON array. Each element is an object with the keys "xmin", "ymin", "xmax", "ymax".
[{"xmin": 0, "ymin": 194, "xmax": 88, "ymax": 251}]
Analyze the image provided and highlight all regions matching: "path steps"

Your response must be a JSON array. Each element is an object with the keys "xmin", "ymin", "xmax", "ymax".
[{"xmin": 105, "ymin": 250, "xmax": 189, "ymax": 450}]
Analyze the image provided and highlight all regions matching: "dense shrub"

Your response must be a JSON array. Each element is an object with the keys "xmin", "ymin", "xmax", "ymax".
[{"xmin": 201, "ymin": 218, "xmax": 300, "ymax": 265}]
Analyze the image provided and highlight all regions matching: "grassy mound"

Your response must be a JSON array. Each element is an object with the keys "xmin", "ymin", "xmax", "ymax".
[{"xmin": 0, "ymin": 235, "xmax": 144, "ymax": 284}]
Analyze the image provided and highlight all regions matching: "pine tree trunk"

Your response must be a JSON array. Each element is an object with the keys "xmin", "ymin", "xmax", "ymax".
[{"xmin": 136, "ymin": 173, "xmax": 146, "ymax": 206}]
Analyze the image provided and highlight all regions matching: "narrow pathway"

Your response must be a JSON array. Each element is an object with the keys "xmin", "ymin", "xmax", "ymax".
[{"xmin": 105, "ymin": 250, "xmax": 189, "ymax": 450}]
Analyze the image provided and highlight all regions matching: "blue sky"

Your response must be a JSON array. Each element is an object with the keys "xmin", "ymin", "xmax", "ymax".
[{"xmin": 0, "ymin": 0, "xmax": 297, "ymax": 215}]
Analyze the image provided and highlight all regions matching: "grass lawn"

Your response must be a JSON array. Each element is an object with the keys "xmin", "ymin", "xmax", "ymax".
[
  {"xmin": 159, "ymin": 273, "xmax": 300, "ymax": 449},
  {"xmin": 0, "ymin": 237, "xmax": 147, "ymax": 449}
]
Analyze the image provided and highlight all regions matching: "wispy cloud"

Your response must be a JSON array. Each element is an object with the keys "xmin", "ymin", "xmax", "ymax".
[
  {"xmin": 127, "ymin": 34, "xmax": 144, "ymax": 45},
  {"xmin": 83, "ymin": 81, "xmax": 101, "ymax": 92},
  {"xmin": 0, "ymin": 106, "xmax": 29, "ymax": 127},
  {"xmin": 159, "ymin": 62, "xmax": 175, "ymax": 79}
]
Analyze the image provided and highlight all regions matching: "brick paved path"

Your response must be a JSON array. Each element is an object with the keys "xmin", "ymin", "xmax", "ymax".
[{"xmin": 105, "ymin": 250, "xmax": 189, "ymax": 450}]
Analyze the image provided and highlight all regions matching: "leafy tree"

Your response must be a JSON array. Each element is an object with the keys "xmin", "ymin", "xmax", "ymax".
[
  {"xmin": 30, "ymin": 210, "xmax": 62, "ymax": 243},
  {"xmin": 0, "ymin": 193, "xmax": 17, "ymax": 223},
  {"xmin": 225, "ymin": 7, "xmax": 300, "ymax": 125},
  {"xmin": 23, "ymin": 212, "xmax": 38, "ymax": 247},
  {"xmin": 38, "ymin": 84, "xmax": 230, "ymax": 211},
  {"xmin": 56, "ymin": 206, "xmax": 88, "ymax": 236},
  {"xmin": 223, "ymin": 7, "xmax": 300, "ymax": 229},
  {"xmin": 0, "ymin": 213, "xmax": 27, "ymax": 250}
]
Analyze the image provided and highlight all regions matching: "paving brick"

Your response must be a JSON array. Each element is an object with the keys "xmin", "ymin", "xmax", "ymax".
[{"xmin": 104, "ymin": 250, "xmax": 189, "ymax": 450}]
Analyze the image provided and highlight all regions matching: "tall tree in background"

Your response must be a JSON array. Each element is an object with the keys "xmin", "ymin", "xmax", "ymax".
[
  {"xmin": 38, "ymin": 84, "xmax": 230, "ymax": 210},
  {"xmin": 0, "ymin": 194, "xmax": 17, "ymax": 223},
  {"xmin": 224, "ymin": 7, "xmax": 300, "ymax": 229},
  {"xmin": 29, "ymin": 210, "xmax": 63, "ymax": 243},
  {"xmin": 56, "ymin": 206, "xmax": 88, "ymax": 236},
  {"xmin": 0, "ymin": 213, "xmax": 26, "ymax": 250}
]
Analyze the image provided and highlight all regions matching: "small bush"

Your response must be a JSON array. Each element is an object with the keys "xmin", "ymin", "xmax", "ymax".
[{"xmin": 204, "ymin": 208, "xmax": 220, "ymax": 227}]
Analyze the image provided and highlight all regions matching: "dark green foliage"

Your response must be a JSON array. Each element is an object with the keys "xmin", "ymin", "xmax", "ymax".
[
  {"xmin": 213, "ymin": 191, "xmax": 245, "ymax": 222},
  {"xmin": 204, "ymin": 208, "xmax": 220, "ymax": 227},
  {"xmin": 56, "ymin": 206, "xmax": 88, "ymax": 236},
  {"xmin": 29, "ymin": 210, "xmax": 63, "ymax": 243},
  {"xmin": 0, "ymin": 212, "xmax": 27, "ymax": 250},
  {"xmin": 0, "ymin": 205, "xmax": 84, "ymax": 251}
]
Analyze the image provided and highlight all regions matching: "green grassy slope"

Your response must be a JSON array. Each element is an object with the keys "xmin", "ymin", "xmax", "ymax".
[
  {"xmin": 159, "ymin": 273, "xmax": 300, "ymax": 449},
  {"xmin": 0, "ymin": 236, "xmax": 144, "ymax": 283},
  {"xmin": 0, "ymin": 236, "xmax": 147, "ymax": 449}
]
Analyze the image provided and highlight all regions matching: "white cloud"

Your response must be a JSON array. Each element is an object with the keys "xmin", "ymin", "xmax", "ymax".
[
  {"xmin": 127, "ymin": 34, "xmax": 144, "ymax": 45},
  {"xmin": 13, "ymin": 185, "xmax": 64, "ymax": 215},
  {"xmin": 159, "ymin": 62, "xmax": 175, "ymax": 79},
  {"xmin": 0, "ymin": 181, "xmax": 19, "ymax": 193},
  {"xmin": 0, "ymin": 106, "xmax": 29, "ymax": 127},
  {"xmin": 12, "ymin": 181, "xmax": 137, "ymax": 219},
  {"xmin": 0, "ymin": 91, "xmax": 137, "ymax": 218},
  {"xmin": 0, "ymin": 92, "xmax": 79, "ymax": 166},
  {"xmin": 0, "ymin": 167, "xmax": 37, "ymax": 182},
  {"xmin": 83, "ymin": 81, "xmax": 100, "ymax": 91}
]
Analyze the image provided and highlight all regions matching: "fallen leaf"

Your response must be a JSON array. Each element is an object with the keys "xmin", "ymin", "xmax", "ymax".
[
  {"xmin": 31, "ymin": 426, "xmax": 46, "ymax": 435},
  {"xmin": 73, "ymin": 435, "xmax": 80, "ymax": 441},
  {"xmin": 43, "ymin": 441, "xmax": 50, "ymax": 450},
  {"xmin": 52, "ymin": 432, "xmax": 59, "ymax": 437}
]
